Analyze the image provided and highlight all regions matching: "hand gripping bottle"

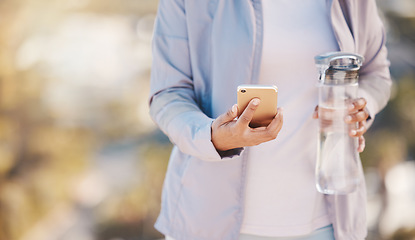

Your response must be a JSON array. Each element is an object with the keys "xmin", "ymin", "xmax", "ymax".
[{"xmin": 315, "ymin": 52, "xmax": 364, "ymax": 195}]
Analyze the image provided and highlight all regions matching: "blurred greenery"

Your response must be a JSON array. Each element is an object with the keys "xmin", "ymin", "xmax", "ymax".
[
  {"xmin": 362, "ymin": 75, "xmax": 415, "ymax": 172},
  {"xmin": 0, "ymin": 0, "xmax": 414, "ymax": 240},
  {"xmin": 94, "ymin": 142, "xmax": 171, "ymax": 240},
  {"xmin": 0, "ymin": 0, "xmax": 168, "ymax": 240},
  {"xmin": 389, "ymin": 227, "xmax": 415, "ymax": 240},
  {"xmin": 361, "ymin": 2, "xmax": 415, "ymax": 239}
]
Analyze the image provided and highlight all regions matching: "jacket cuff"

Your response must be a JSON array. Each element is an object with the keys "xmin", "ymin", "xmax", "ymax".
[
  {"xmin": 166, "ymin": 111, "xmax": 244, "ymax": 161},
  {"xmin": 217, "ymin": 148, "xmax": 244, "ymax": 158}
]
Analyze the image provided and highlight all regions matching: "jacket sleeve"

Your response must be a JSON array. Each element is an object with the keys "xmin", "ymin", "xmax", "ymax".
[
  {"xmin": 357, "ymin": 0, "xmax": 392, "ymax": 126},
  {"xmin": 149, "ymin": 0, "xmax": 242, "ymax": 161}
]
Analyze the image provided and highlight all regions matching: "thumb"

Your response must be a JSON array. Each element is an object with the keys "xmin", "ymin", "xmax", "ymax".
[{"xmin": 217, "ymin": 104, "xmax": 238, "ymax": 124}]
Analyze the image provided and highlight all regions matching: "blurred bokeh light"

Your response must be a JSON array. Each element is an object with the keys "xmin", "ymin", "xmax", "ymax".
[{"xmin": 0, "ymin": 0, "xmax": 414, "ymax": 240}]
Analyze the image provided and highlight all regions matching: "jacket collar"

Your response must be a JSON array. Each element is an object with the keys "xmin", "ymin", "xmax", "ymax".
[{"xmin": 330, "ymin": 0, "xmax": 356, "ymax": 52}]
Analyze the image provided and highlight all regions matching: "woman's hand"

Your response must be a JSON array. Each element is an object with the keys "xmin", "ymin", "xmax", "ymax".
[
  {"xmin": 313, "ymin": 98, "xmax": 370, "ymax": 153},
  {"xmin": 211, "ymin": 98, "xmax": 284, "ymax": 151}
]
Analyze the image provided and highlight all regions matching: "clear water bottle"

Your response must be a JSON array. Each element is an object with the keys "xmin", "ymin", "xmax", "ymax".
[{"xmin": 314, "ymin": 52, "xmax": 364, "ymax": 195}]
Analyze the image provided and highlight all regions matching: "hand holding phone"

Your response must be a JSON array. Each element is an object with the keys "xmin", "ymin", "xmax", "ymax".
[{"xmin": 211, "ymin": 85, "xmax": 283, "ymax": 152}]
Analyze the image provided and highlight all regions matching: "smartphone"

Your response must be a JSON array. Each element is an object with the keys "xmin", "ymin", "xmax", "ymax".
[{"xmin": 237, "ymin": 84, "xmax": 278, "ymax": 128}]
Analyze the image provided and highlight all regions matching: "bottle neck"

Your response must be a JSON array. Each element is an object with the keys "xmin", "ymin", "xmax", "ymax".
[{"xmin": 322, "ymin": 68, "xmax": 359, "ymax": 85}]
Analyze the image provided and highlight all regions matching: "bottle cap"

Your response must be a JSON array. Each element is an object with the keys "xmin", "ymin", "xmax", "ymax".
[{"xmin": 315, "ymin": 52, "xmax": 364, "ymax": 85}]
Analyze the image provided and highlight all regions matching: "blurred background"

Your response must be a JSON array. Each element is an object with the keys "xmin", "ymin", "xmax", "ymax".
[{"xmin": 0, "ymin": 0, "xmax": 414, "ymax": 240}]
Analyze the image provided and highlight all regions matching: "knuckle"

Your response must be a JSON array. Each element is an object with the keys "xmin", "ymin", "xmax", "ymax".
[
  {"xmin": 240, "ymin": 115, "xmax": 251, "ymax": 123},
  {"xmin": 357, "ymin": 126, "xmax": 366, "ymax": 135},
  {"xmin": 248, "ymin": 102, "xmax": 258, "ymax": 111},
  {"xmin": 248, "ymin": 105, "xmax": 257, "ymax": 111},
  {"xmin": 357, "ymin": 111, "xmax": 366, "ymax": 120},
  {"xmin": 360, "ymin": 98, "xmax": 367, "ymax": 105},
  {"xmin": 226, "ymin": 110, "xmax": 234, "ymax": 118}
]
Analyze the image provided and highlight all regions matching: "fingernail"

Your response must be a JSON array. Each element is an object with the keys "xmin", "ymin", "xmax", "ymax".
[
  {"xmin": 345, "ymin": 116, "xmax": 352, "ymax": 122},
  {"xmin": 351, "ymin": 130, "xmax": 357, "ymax": 135},
  {"xmin": 232, "ymin": 104, "xmax": 237, "ymax": 113},
  {"xmin": 252, "ymin": 98, "xmax": 260, "ymax": 106},
  {"xmin": 348, "ymin": 104, "xmax": 355, "ymax": 110}
]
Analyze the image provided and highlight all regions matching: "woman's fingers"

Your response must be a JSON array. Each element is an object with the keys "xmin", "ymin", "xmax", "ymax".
[
  {"xmin": 217, "ymin": 104, "xmax": 238, "ymax": 124},
  {"xmin": 345, "ymin": 109, "xmax": 369, "ymax": 123},
  {"xmin": 350, "ymin": 120, "xmax": 366, "ymax": 137},
  {"xmin": 266, "ymin": 108, "xmax": 284, "ymax": 133},
  {"xmin": 345, "ymin": 98, "xmax": 369, "ymax": 139},
  {"xmin": 358, "ymin": 135, "xmax": 365, "ymax": 152},
  {"xmin": 346, "ymin": 97, "xmax": 369, "ymax": 123},
  {"xmin": 313, "ymin": 98, "xmax": 368, "ymax": 153},
  {"xmin": 237, "ymin": 105, "xmax": 283, "ymax": 146},
  {"xmin": 212, "ymin": 99, "xmax": 282, "ymax": 151},
  {"xmin": 248, "ymin": 108, "xmax": 283, "ymax": 144},
  {"xmin": 236, "ymin": 98, "xmax": 260, "ymax": 127},
  {"xmin": 348, "ymin": 98, "xmax": 367, "ymax": 112}
]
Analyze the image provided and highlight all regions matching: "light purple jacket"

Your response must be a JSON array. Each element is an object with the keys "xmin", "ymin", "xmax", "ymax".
[{"xmin": 149, "ymin": 0, "xmax": 392, "ymax": 239}]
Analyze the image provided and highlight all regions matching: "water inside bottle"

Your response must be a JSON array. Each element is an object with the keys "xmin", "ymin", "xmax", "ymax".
[{"xmin": 316, "ymin": 105, "xmax": 360, "ymax": 194}]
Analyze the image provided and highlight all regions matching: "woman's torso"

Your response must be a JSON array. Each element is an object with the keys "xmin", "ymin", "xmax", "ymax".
[{"xmin": 241, "ymin": 0, "xmax": 338, "ymax": 237}]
